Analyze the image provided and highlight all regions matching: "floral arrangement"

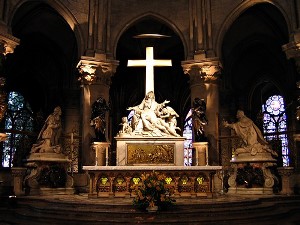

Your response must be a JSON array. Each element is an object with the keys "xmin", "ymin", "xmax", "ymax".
[{"xmin": 131, "ymin": 171, "xmax": 175, "ymax": 210}]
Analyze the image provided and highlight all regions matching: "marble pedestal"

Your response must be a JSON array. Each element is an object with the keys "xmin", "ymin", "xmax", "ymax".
[
  {"xmin": 277, "ymin": 167, "xmax": 294, "ymax": 195},
  {"xmin": 193, "ymin": 142, "xmax": 209, "ymax": 166},
  {"xmin": 11, "ymin": 167, "xmax": 27, "ymax": 196},
  {"xmin": 24, "ymin": 153, "xmax": 74, "ymax": 195},
  {"xmin": 227, "ymin": 152, "xmax": 277, "ymax": 195},
  {"xmin": 115, "ymin": 136, "xmax": 185, "ymax": 166},
  {"xmin": 91, "ymin": 142, "xmax": 110, "ymax": 166}
]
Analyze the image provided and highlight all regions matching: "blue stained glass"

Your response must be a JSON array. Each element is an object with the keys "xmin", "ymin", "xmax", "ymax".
[
  {"xmin": 2, "ymin": 92, "xmax": 34, "ymax": 168},
  {"xmin": 183, "ymin": 109, "xmax": 193, "ymax": 166},
  {"xmin": 262, "ymin": 95, "xmax": 289, "ymax": 166}
]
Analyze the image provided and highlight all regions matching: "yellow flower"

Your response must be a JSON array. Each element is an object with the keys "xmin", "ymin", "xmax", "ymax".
[{"xmin": 149, "ymin": 201, "xmax": 155, "ymax": 207}]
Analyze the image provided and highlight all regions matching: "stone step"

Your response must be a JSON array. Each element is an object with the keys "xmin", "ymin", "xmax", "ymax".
[{"xmin": 1, "ymin": 195, "xmax": 300, "ymax": 225}]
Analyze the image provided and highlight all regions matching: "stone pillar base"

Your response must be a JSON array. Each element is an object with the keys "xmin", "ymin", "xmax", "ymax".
[
  {"xmin": 11, "ymin": 167, "xmax": 27, "ymax": 196},
  {"xmin": 30, "ymin": 187, "xmax": 74, "ymax": 196},
  {"xmin": 228, "ymin": 187, "xmax": 274, "ymax": 195}
]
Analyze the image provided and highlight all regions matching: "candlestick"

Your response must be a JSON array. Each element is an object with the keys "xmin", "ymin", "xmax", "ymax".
[
  {"xmin": 196, "ymin": 147, "xmax": 199, "ymax": 166},
  {"xmin": 105, "ymin": 146, "xmax": 109, "ymax": 166},
  {"xmin": 71, "ymin": 132, "xmax": 74, "ymax": 144}
]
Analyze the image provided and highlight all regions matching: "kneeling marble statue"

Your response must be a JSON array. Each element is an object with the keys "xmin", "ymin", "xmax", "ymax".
[
  {"xmin": 31, "ymin": 106, "xmax": 62, "ymax": 154},
  {"xmin": 223, "ymin": 110, "xmax": 277, "ymax": 157}
]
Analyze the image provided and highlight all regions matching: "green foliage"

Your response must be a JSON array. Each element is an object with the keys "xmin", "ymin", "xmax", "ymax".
[{"xmin": 131, "ymin": 171, "xmax": 176, "ymax": 210}]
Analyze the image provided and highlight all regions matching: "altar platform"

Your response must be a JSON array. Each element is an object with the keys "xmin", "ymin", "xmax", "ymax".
[
  {"xmin": 83, "ymin": 165, "xmax": 222, "ymax": 198},
  {"xmin": 1, "ymin": 193, "xmax": 300, "ymax": 225}
]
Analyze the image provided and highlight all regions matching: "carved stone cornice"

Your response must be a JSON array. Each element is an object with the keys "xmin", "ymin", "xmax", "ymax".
[
  {"xmin": 181, "ymin": 58, "xmax": 221, "ymax": 85},
  {"xmin": 77, "ymin": 56, "xmax": 119, "ymax": 86}
]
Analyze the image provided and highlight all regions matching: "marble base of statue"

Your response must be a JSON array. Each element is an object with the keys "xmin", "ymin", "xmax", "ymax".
[
  {"xmin": 227, "ymin": 152, "xmax": 277, "ymax": 195},
  {"xmin": 24, "ymin": 152, "xmax": 74, "ymax": 195}
]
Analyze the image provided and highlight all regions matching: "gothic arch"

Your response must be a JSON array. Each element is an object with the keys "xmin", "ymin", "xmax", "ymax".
[
  {"xmin": 7, "ymin": 1, "xmax": 80, "ymax": 112},
  {"xmin": 248, "ymin": 78, "xmax": 284, "ymax": 114},
  {"xmin": 8, "ymin": 0, "xmax": 84, "ymax": 57},
  {"xmin": 216, "ymin": 0, "xmax": 292, "ymax": 61},
  {"xmin": 113, "ymin": 12, "xmax": 188, "ymax": 59}
]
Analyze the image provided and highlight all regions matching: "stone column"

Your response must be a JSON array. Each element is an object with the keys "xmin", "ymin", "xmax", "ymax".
[
  {"xmin": 282, "ymin": 31, "xmax": 300, "ymax": 169},
  {"xmin": 77, "ymin": 56, "xmax": 118, "ymax": 166},
  {"xmin": 0, "ymin": 34, "xmax": 19, "ymax": 124},
  {"xmin": 182, "ymin": 58, "xmax": 221, "ymax": 165}
]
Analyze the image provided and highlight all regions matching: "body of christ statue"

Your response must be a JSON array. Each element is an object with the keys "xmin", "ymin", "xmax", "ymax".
[{"xmin": 126, "ymin": 91, "xmax": 180, "ymax": 137}]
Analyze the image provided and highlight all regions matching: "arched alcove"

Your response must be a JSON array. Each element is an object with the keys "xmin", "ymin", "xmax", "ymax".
[
  {"xmin": 110, "ymin": 18, "xmax": 189, "ymax": 137},
  {"xmin": 6, "ymin": 1, "xmax": 78, "ymax": 113},
  {"xmin": 220, "ymin": 3, "xmax": 290, "ymax": 118}
]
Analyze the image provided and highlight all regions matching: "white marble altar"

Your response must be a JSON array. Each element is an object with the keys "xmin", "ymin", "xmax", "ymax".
[
  {"xmin": 115, "ymin": 136, "xmax": 185, "ymax": 166},
  {"xmin": 83, "ymin": 46, "xmax": 222, "ymax": 199},
  {"xmin": 83, "ymin": 165, "xmax": 222, "ymax": 198}
]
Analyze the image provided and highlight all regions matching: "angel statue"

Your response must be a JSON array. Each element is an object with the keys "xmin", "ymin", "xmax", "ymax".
[
  {"xmin": 90, "ymin": 97, "xmax": 110, "ymax": 142},
  {"xmin": 191, "ymin": 98, "xmax": 208, "ymax": 142}
]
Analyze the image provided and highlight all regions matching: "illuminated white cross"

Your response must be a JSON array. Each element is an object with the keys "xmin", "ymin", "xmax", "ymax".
[{"xmin": 128, "ymin": 47, "xmax": 172, "ymax": 95}]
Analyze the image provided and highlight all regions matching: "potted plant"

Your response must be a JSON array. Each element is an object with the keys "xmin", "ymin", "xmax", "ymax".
[{"xmin": 131, "ymin": 171, "xmax": 175, "ymax": 212}]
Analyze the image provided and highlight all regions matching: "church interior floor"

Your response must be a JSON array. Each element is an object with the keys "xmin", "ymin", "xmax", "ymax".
[{"xmin": 0, "ymin": 193, "xmax": 300, "ymax": 225}]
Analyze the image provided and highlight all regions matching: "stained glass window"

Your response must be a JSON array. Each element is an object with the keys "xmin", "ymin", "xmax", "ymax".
[
  {"xmin": 183, "ymin": 109, "xmax": 193, "ymax": 166},
  {"xmin": 262, "ymin": 95, "xmax": 289, "ymax": 166},
  {"xmin": 1, "ymin": 92, "xmax": 34, "ymax": 167}
]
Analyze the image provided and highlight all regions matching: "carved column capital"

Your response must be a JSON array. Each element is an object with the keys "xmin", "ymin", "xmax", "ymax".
[
  {"xmin": 95, "ymin": 61, "xmax": 119, "ymax": 86},
  {"xmin": 77, "ymin": 56, "xmax": 119, "ymax": 86},
  {"xmin": 282, "ymin": 31, "xmax": 300, "ymax": 73},
  {"xmin": 282, "ymin": 41, "xmax": 300, "ymax": 60},
  {"xmin": 277, "ymin": 166, "xmax": 294, "ymax": 177},
  {"xmin": 181, "ymin": 58, "xmax": 222, "ymax": 85},
  {"xmin": 0, "ymin": 33, "xmax": 19, "ymax": 55}
]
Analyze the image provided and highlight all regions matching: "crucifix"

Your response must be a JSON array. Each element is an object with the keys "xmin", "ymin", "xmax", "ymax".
[{"xmin": 127, "ymin": 47, "xmax": 172, "ymax": 95}]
